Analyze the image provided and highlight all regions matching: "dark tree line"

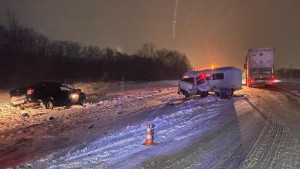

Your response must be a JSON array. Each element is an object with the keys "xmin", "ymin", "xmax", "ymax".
[
  {"xmin": 276, "ymin": 68, "xmax": 300, "ymax": 79},
  {"xmin": 0, "ymin": 14, "xmax": 191, "ymax": 89}
]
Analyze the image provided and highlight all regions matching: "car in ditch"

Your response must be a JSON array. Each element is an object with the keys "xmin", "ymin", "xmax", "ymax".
[
  {"xmin": 178, "ymin": 67, "xmax": 242, "ymax": 99},
  {"xmin": 9, "ymin": 81, "xmax": 87, "ymax": 109}
]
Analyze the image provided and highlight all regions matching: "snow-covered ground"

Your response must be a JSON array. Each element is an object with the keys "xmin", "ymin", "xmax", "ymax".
[
  {"xmin": 0, "ymin": 80, "xmax": 299, "ymax": 169},
  {"xmin": 275, "ymin": 79, "xmax": 300, "ymax": 96}
]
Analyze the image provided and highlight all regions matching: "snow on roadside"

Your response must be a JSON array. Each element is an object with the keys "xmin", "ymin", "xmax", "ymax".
[
  {"xmin": 0, "ymin": 81, "xmax": 185, "ymax": 168},
  {"xmin": 275, "ymin": 78, "xmax": 300, "ymax": 96},
  {"xmin": 27, "ymin": 96, "xmax": 223, "ymax": 169},
  {"xmin": 0, "ymin": 83, "xmax": 176, "ymax": 137}
]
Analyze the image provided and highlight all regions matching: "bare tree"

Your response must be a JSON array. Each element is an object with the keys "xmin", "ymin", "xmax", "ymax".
[{"xmin": 136, "ymin": 42, "xmax": 156, "ymax": 58}]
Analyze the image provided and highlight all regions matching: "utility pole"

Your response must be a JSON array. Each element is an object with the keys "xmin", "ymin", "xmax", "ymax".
[
  {"xmin": 290, "ymin": 64, "xmax": 293, "ymax": 79},
  {"xmin": 284, "ymin": 68, "xmax": 287, "ymax": 79}
]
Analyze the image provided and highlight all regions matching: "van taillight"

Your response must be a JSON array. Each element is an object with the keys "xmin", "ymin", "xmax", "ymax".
[
  {"xmin": 199, "ymin": 73, "xmax": 206, "ymax": 79},
  {"xmin": 27, "ymin": 88, "xmax": 35, "ymax": 95}
]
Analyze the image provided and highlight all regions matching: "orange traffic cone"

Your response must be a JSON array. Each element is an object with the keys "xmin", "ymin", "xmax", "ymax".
[{"xmin": 143, "ymin": 124, "xmax": 155, "ymax": 146}]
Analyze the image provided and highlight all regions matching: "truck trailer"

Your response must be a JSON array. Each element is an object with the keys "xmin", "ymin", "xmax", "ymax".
[{"xmin": 244, "ymin": 48, "xmax": 276, "ymax": 86}]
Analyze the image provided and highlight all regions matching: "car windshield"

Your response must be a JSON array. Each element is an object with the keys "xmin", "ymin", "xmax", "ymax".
[
  {"xmin": 181, "ymin": 77, "xmax": 194, "ymax": 84},
  {"xmin": 60, "ymin": 83, "xmax": 75, "ymax": 91}
]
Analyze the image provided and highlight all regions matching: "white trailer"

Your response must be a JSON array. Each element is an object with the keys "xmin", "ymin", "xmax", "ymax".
[
  {"xmin": 244, "ymin": 48, "xmax": 276, "ymax": 86},
  {"xmin": 178, "ymin": 67, "xmax": 242, "ymax": 99}
]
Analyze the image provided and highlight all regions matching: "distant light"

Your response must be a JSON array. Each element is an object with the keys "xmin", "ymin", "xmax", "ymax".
[{"xmin": 210, "ymin": 64, "xmax": 216, "ymax": 69}]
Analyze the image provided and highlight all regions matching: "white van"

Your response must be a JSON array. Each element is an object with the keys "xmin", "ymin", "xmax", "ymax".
[{"xmin": 178, "ymin": 67, "xmax": 242, "ymax": 98}]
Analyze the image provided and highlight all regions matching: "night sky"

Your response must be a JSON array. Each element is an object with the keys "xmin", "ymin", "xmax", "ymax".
[{"xmin": 1, "ymin": 0, "xmax": 299, "ymax": 69}]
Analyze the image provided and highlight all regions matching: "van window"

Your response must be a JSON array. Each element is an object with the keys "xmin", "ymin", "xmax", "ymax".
[
  {"xmin": 212, "ymin": 73, "xmax": 224, "ymax": 80},
  {"xmin": 182, "ymin": 77, "xmax": 194, "ymax": 84}
]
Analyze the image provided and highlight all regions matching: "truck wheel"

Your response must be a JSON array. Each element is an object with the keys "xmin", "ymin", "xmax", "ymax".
[
  {"xmin": 219, "ymin": 88, "xmax": 232, "ymax": 99},
  {"xmin": 44, "ymin": 99, "xmax": 54, "ymax": 109},
  {"xmin": 220, "ymin": 93, "xmax": 227, "ymax": 99}
]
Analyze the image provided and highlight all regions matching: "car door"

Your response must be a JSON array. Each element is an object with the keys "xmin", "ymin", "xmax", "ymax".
[
  {"xmin": 56, "ymin": 84, "xmax": 72, "ymax": 106},
  {"xmin": 65, "ymin": 83, "xmax": 79, "ymax": 104}
]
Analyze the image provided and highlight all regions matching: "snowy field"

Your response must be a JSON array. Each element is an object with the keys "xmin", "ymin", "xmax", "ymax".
[{"xmin": 0, "ymin": 80, "xmax": 300, "ymax": 169}]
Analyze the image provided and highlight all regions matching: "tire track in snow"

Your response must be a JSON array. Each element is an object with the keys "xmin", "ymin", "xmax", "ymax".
[
  {"xmin": 243, "ymin": 118, "xmax": 300, "ymax": 169},
  {"xmin": 241, "ymin": 87, "xmax": 300, "ymax": 169}
]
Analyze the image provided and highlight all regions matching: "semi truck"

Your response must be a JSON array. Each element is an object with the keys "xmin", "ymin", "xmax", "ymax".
[{"xmin": 244, "ymin": 48, "xmax": 276, "ymax": 86}]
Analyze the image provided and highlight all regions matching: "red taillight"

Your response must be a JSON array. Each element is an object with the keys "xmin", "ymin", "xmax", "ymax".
[
  {"xmin": 199, "ymin": 73, "xmax": 206, "ymax": 79},
  {"xmin": 268, "ymin": 78, "xmax": 276, "ymax": 83},
  {"xmin": 247, "ymin": 78, "xmax": 253, "ymax": 84},
  {"xmin": 27, "ymin": 88, "xmax": 35, "ymax": 95}
]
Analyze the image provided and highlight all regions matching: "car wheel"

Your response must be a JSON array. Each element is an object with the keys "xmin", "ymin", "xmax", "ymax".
[
  {"xmin": 79, "ymin": 97, "xmax": 87, "ymax": 107},
  {"xmin": 44, "ymin": 100, "xmax": 54, "ymax": 109}
]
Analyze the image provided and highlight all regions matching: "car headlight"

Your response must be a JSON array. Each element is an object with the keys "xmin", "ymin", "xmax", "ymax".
[{"xmin": 70, "ymin": 93, "xmax": 79, "ymax": 99}]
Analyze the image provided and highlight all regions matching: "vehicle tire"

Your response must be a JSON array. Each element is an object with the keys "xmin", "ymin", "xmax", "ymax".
[
  {"xmin": 184, "ymin": 94, "xmax": 190, "ymax": 98},
  {"xmin": 200, "ymin": 92, "xmax": 208, "ymax": 98},
  {"xmin": 44, "ymin": 99, "xmax": 54, "ymax": 109},
  {"xmin": 180, "ymin": 89, "xmax": 190, "ymax": 98},
  {"xmin": 79, "ymin": 97, "xmax": 87, "ymax": 107},
  {"xmin": 219, "ymin": 88, "xmax": 232, "ymax": 99}
]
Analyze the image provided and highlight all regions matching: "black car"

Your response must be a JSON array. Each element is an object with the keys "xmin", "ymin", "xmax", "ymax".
[{"xmin": 9, "ymin": 82, "xmax": 86, "ymax": 109}]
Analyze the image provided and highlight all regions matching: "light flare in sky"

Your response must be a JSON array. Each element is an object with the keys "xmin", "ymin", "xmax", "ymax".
[{"xmin": 172, "ymin": 0, "xmax": 180, "ymax": 39}]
